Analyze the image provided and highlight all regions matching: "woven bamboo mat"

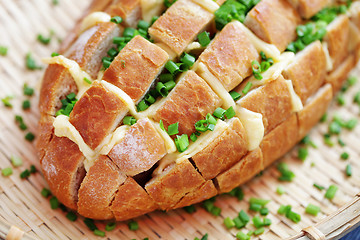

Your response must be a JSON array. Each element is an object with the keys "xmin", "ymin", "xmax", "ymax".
[{"xmin": 0, "ymin": 1, "xmax": 360, "ymax": 239}]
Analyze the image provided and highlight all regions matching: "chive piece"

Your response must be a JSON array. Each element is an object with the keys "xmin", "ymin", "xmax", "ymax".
[
  {"xmin": 11, "ymin": 155, "xmax": 23, "ymax": 167},
  {"xmin": 22, "ymin": 100, "xmax": 31, "ymax": 110},
  {"xmin": 354, "ymin": 92, "xmax": 360, "ymax": 104},
  {"xmin": 277, "ymin": 162, "xmax": 295, "ymax": 182},
  {"xmin": 107, "ymin": 48, "xmax": 118, "ymax": 58},
  {"xmin": 313, "ymin": 183, "xmax": 325, "ymax": 190},
  {"xmin": 165, "ymin": 61, "xmax": 180, "ymax": 75},
  {"xmin": 213, "ymin": 108, "xmax": 226, "ymax": 119},
  {"xmin": 138, "ymin": 20, "xmax": 150, "ymax": 31},
  {"xmin": 200, "ymin": 233, "xmax": 208, "ymax": 240},
  {"xmin": 336, "ymin": 94, "xmax": 345, "ymax": 106},
  {"xmin": 20, "ymin": 169, "xmax": 30, "ymax": 179},
  {"xmin": 164, "ymin": 80, "xmax": 176, "ymax": 91},
  {"xmin": 160, "ymin": 73, "xmax": 173, "ymax": 82},
  {"xmin": 324, "ymin": 134, "xmax": 334, "ymax": 147},
  {"xmin": 238, "ymin": 210, "xmax": 250, "ymax": 224},
  {"xmin": 252, "ymin": 216, "xmax": 263, "ymax": 228},
  {"xmin": 123, "ymin": 28, "xmax": 138, "ymax": 38},
  {"xmin": 93, "ymin": 229, "xmax": 105, "ymax": 237},
  {"xmin": 277, "ymin": 205, "xmax": 291, "ymax": 215},
  {"xmin": 254, "ymin": 227, "xmax": 265, "ymax": 236},
  {"xmin": 242, "ymin": 82, "xmax": 252, "ymax": 95},
  {"xmin": 325, "ymin": 185, "xmax": 338, "ymax": 200},
  {"xmin": 128, "ymin": 220, "xmax": 139, "ymax": 231},
  {"xmin": 195, "ymin": 120, "xmax": 209, "ymax": 132},
  {"xmin": 30, "ymin": 165, "xmax": 37, "ymax": 174},
  {"xmin": 184, "ymin": 205, "xmax": 196, "ymax": 213},
  {"xmin": 102, "ymin": 58, "xmax": 112, "ymax": 69},
  {"xmin": 123, "ymin": 116, "xmax": 137, "ymax": 126},
  {"xmin": 298, "ymin": 147, "xmax": 308, "ymax": 161},
  {"xmin": 305, "ymin": 204, "xmax": 320, "ymax": 216},
  {"xmin": 25, "ymin": 53, "xmax": 42, "ymax": 70},
  {"xmin": 41, "ymin": 188, "xmax": 51, "ymax": 198},
  {"xmin": 167, "ymin": 122, "xmax": 179, "ymax": 135},
  {"xmin": 263, "ymin": 218, "xmax": 272, "ymax": 226},
  {"xmin": 49, "ymin": 196, "xmax": 59, "ymax": 209},
  {"xmin": 251, "ymin": 60, "xmax": 262, "ymax": 80},
  {"xmin": 151, "ymin": 16, "xmax": 159, "ymax": 25},
  {"xmin": 320, "ymin": 113, "xmax": 328, "ymax": 123},
  {"xmin": 230, "ymin": 91, "xmax": 241, "ymax": 101},
  {"xmin": 276, "ymin": 186, "xmax": 286, "ymax": 195},
  {"xmin": 0, "ymin": 46, "xmax": 8, "ymax": 56},
  {"xmin": 345, "ymin": 119, "xmax": 357, "ymax": 130},
  {"xmin": 37, "ymin": 34, "xmax": 51, "ymax": 45},
  {"xmin": 210, "ymin": 206, "xmax": 221, "ymax": 216},
  {"xmin": 52, "ymin": 0, "xmax": 59, "ymax": 5},
  {"xmin": 233, "ymin": 217, "xmax": 245, "ymax": 229},
  {"xmin": 249, "ymin": 198, "xmax": 270, "ymax": 207},
  {"xmin": 198, "ymin": 31, "xmax": 211, "ymax": 47},
  {"xmin": 144, "ymin": 94, "xmax": 156, "ymax": 104},
  {"xmin": 340, "ymin": 152, "xmax": 349, "ymax": 160},
  {"xmin": 164, "ymin": 0, "xmax": 177, "ymax": 8},
  {"xmin": 225, "ymin": 106, "xmax": 236, "ymax": 119},
  {"xmin": 181, "ymin": 53, "xmax": 195, "ymax": 67},
  {"xmin": 190, "ymin": 133, "xmax": 197, "ymax": 142},
  {"xmin": 174, "ymin": 134, "xmax": 189, "ymax": 152},
  {"xmin": 329, "ymin": 121, "xmax": 341, "ymax": 135},
  {"xmin": 228, "ymin": 187, "xmax": 245, "ymax": 201},
  {"xmin": 260, "ymin": 208, "xmax": 269, "ymax": 216},
  {"xmin": 25, "ymin": 132, "xmax": 35, "ymax": 142},
  {"xmin": 137, "ymin": 100, "xmax": 149, "ymax": 112},
  {"xmin": 346, "ymin": 164, "xmax": 352, "ymax": 177},
  {"xmin": 2, "ymin": 167, "xmax": 13, "ymax": 177},
  {"xmin": 111, "ymin": 16, "xmax": 123, "ymax": 24},
  {"xmin": 1, "ymin": 96, "xmax": 13, "ymax": 108},
  {"xmin": 202, "ymin": 199, "xmax": 215, "ymax": 212},
  {"xmin": 159, "ymin": 120, "xmax": 165, "ymax": 131},
  {"xmin": 105, "ymin": 222, "xmax": 116, "ymax": 231},
  {"xmin": 51, "ymin": 52, "xmax": 59, "ymax": 57},
  {"xmin": 206, "ymin": 114, "xmax": 217, "ymax": 125},
  {"xmin": 84, "ymin": 218, "xmax": 98, "ymax": 231},
  {"xmin": 23, "ymin": 84, "xmax": 34, "ymax": 96},
  {"xmin": 156, "ymin": 82, "xmax": 168, "ymax": 97},
  {"xmin": 66, "ymin": 212, "xmax": 78, "ymax": 222},
  {"xmin": 288, "ymin": 210, "xmax": 301, "ymax": 223},
  {"xmin": 83, "ymin": 77, "xmax": 92, "ymax": 85},
  {"xmin": 236, "ymin": 231, "xmax": 250, "ymax": 240},
  {"xmin": 249, "ymin": 203, "xmax": 262, "ymax": 212}
]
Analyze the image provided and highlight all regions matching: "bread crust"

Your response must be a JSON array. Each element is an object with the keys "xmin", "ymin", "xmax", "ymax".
[
  {"xmin": 107, "ymin": 0, "xmax": 142, "ymax": 28},
  {"xmin": 198, "ymin": 21, "xmax": 260, "ymax": 91},
  {"xmin": 288, "ymin": 0, "xmax": 330, "ymax": 19},
  {"xmin": 326, "ymin": 54, "xmax": 356, "ymax": 93}
]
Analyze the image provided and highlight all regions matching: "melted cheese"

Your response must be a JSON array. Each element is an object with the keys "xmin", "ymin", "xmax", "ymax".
[
  {"xmin": 195, "ymin": 62, "xmax": 236, "ymax": 109},
  {"xmin": 284, "ymin": 80, "xmax": 303, "ymax": 112},
  {"xmin": 42, "ymin": 56, "xmax": 92, "ymax": 98},
  {"xmin": 150, "ymin": 120, "xmax": 177, "ymax": 153},
  {"xmin": 191, "ymin": 0, "xmax": 219, "ymax": 13},
  {"xmin": 100, "ymin": 80, "xmax": 138, "ymax": 117},
  {"xmin": 80, "ymin": 12, "xmax": 111, "ymax": 32},
  {"xmin": 53, "ymin": 115, "xmax": 97, "ymax": 170},
  {"xmin": 185, "ymin": 42, "xmax": 204, "ymax": 53},
  {"xmin": 322, "ymin": 42, "xmax": 333, "ymax": 72},
  {"xmin": 235, "ymin": 107, "xmax": 264, "ymax": 151},
  {"xmin": 236, "ymin": 21, "xmax": 281, "ymax": 62},
  {"xmin": 98, "ymin": 125, "xmax": 130, "ymax": 155},
  {"xmin": 141, "ymin": 0, "xmax": 165, "ymax": 23},
  {"xmin": 347, "ymin": 2, "xmax": 360, "ymax": 18},
  {"xmin": 155, "ymin": 43, "xmax": 177, "ymax": 60}
]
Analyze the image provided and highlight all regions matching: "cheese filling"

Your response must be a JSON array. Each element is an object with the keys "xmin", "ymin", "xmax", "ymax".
[
  {"xmin": 80, "ymin": 12, "xmax": 111, "ymax": 32},
  {"xmin": 141, "ymin": 0, "xmax": 165, "ymax": 23}
]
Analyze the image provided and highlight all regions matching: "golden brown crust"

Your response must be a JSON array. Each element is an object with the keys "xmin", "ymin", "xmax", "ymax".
[
  {"xmin": 39, "ymin": 64, "xmax": 77, "ymax": 116},
  {"xmin": 297, "ymin": 84, "xmax": 333, "ymax": 140},
  {"xmin": 41, "ymin": 136, "xmax": 85, "ymax": 210},
  {"xmin": 288, "ymin": 0, "xmax": 330, "ymax": 19},
  {"xmin": 107, "ymin": 0, "xmax": 141, "ymax": 27},
  {"xmin": 69, "ymin": 81, "xmax": 128, "ymax": 150},
  {"xmin": 324, "ymin": 15, "xmax": 350, "ymax": 70},
  {"xmin": 65, "ymin": 22, "xmax": 122, "ymax": 79},
  {"xmin": 145, "ymin": 159, "xmax": 205, "ymax": 210},
  {"xmin": 108, "ymin": 118, "xmax": 167, "ymax": 176},
  {"xmin": 260, "ymin": 114, "xmax": 298, "ymax": 168},
  {"xmin": 198, "ymin": 21, "xmax": 260, "ymax": 91},
  {"xmin": 282, "ymin": 41, "xmax": 327, "ymax": 104},
  {"xmin": 111, "ymin": 177, "xmax": 158, "ymax": 221},
  {"xmin": 153, "ymin": 71, "xmax": 222, "ymax": 136},
  {"xmin": 149, "ymin": 0, "xmax": 213, "ymax": 56},
  {"xmin": 238, "ymin": 76, "xmax": 293, "ymax": 134},
  {"xmin": 103, "ymin": 35, "xmax": 169, "ymax": 103},
  {"xmin": 77, "ymin": 155, "xmax": 126, "ymax": 220},
  {"xmin": 173, "ymin": 180, "xmax": 217, "ymax": 209},
  {"xmin": 36, "ymin": 115, "xmax": 55, "ymax": 160},
  {"xmin": 191, "ymin": 118, "xmax": 248, "ymax": 180},
  {"xmin": 216, "ymin": 148, "xmax": 263, "ymax": 194},
  {"xmin": 244, "ymin": 0, "xmax": 301, "ymax": 52},
  {"xmin": 326, "ymin": 54, "xmax": 356, "ymax": 94}
]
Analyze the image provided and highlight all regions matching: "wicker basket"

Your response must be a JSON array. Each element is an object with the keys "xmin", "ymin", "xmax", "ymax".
[{"xmin": 1, "ymin": 0, "xmax": 360, "ymax": 239}]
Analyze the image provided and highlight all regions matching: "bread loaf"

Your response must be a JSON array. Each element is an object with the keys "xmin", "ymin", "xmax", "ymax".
[{"xmin": 38, "ymin": 0, "xmax": 360, "ymax": 221}]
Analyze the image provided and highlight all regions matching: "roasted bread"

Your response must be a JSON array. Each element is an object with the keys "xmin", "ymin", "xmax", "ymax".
[{"xmin": 38, "ymin": 0, "xmax": 360, "ymax": 221}]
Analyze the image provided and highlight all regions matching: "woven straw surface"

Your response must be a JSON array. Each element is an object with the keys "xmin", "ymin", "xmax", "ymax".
[{"xmin": 0, "ymin": 0, "xmax": 360, "ymax": 239}]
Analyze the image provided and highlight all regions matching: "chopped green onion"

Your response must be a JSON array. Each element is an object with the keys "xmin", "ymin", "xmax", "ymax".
[
  {"xmin": 105, "ymin": 222, "xmax": 116, "ymax": 231},
  {"xmin": 277, "ymin": 205, "xmax": 291, "ymax": 215},
  {"xmin": 11, "ymin": 155, "xmax": 23, "ymax": 167},
  {"xmin": 210, "ymin": 206, "xmax": 221, "ymax": 216},
  {"xmin": 230, "ymin": 91, "xmax": 241, "ymax": 101},
  {"xmin": 167, "ymin": 122, "xmax": 179, "ymax": 135},
  {"xmin": 23, "ymin": 84, "xmax": 34, "ymax": 96},
  {"xmin": 30, "ymin": 165, "xmax": 37, "ymax": 174},
  {"xmin": 128, "ymin": 220, "xmax": 139, "ymax": 231},
  {"xmin": 329, "ymin": 121, "xmax": 341, "ymax": 135},
  {"xmin": 233, "ymin": 217, "xmax": 245, "ymax": 229},
  {"xmin": 49, "ymin": 196, "xmax": 59, "ymax": 209},
  {"xmin": 346, "ymin": 164, "xmax": 352, "ymax": 177},
  {"xmin": 287, "ymin": 210, "xmax": 301, "ymax": 223},
  {"xmin": 102, "ymin": 58, "xmax": 112, "ymax": 69},
  {"xmin": 190, "ymin": 133, "xmax": 197, "ymax": 142},
  {"xmin": 1, "ymin": 96, "xmax": 13, "ymax": 108},
  {"xmin": 345, "ymin": 119, "xmax": 357, "ymax": 130},
  {"xmin": 181, "ymin": 53, "xmax": 195, "ymax": 67},
  {"xmin": 20, "ymin": 169, "xmax": 30, "ymax": 179},
  {"xmin": 144, "ymin": 93, "xmax": 156, "ymax": 104},
  {"xmin": 324, "ymin": 134, "xmax": 334, "ymax": 147},
  {"xmin": 253, "ymin": 227, "xmax": 265, "ymax": 235},
  {"xmin": 251, "ymin": 60, "xmax": 261, "ymax": 74},
  {"xmin": 0, "ymin": 46, "xmax": 8, "ymax": 56},
  {"xmin": 298, "ymin": 147, "xmax": 308, "ymax": 161},
  {"xmin": 123, "ymin": 116, "xmax": 137, "ymax": 126},
  {"xmin": 156, "ymin": 82, "xmax": 168, "ymax": 97},
  {"xmin": 151, "ymin": 16, "xmax": 159, "ymax": 25},
  {"xmin": 320, "ymin": 113, "xmax": 328, "ymax": 123},
  {"xmin": 84, "ymin": 218, "xmax": 98, "ymax": 231},
  {"xmin": 160, "ymin": 73, "xmax": 173, "ymax": 82},
  {"xmin": 25, "ymin": 53, "xmax": 42, "ymax": 70},
  {"xmin": 263, "ymin": 218, "xmax": 272, "ymax": 226},
  {"xmin": 225, "ymin": 106, "xmax": 236, "ymax": 119},
  {"xmin": 175, "ymin": 134, "xmax": 189, "ymax": 152},
  {"xmin": 338, "ymin": 138, "xmax": 345, "ymax": 147},
  {"xmin": 260, "ymin": 208, "xmax": 269, "ymax": 216},
  {"xmin": 313, "ymin": 183, "xmax": 325, "ymax": 190},
  {"xmin": 242, "ymin": 82, "xmax": 252, "ymax": 95},
  {"xmin": 41, "ymin": 188, "xmax": 51, "ymax": 198},
  {"xmin": 277, "ymin": 162, "xmax": 295, "ymax": 182},
  {"xmin": 66, "ymin": 212, "xmax": 78, "ymax": 221},
  {"xmin": 164, "ymin": 80, "xmax": 176, "ymax": 91},
  {"xmin": 249, "ymin": 198, "xmax": 270, "ymax": 207},
  {"xmin": 138, "ymin": 20, "xmax": 150, "ymax": 30},
  {"xmin": 183, "ymin": 205, "xmax": 196, "ymax": 213},
  {"xmin": 236, "ymin": 231, "xmax": 250, "ymax": 240},
  {"xmin": 305, "ymin": 204, "xmax": 320, "ymax": 216},
  {"xmin": 227, "ymin": 187, "xmax": 244, "ymax": 201},
  {"xmin": 340, "ymin": 152, "xmax": 349, "ymax": 160},
  {"xmin": 276, "ymin": 186, "xmax": 286, "ymax": 195},
  {"xmin": 198, "ymin": 31, "xmax": 211, "ymax": 47},
  {"xmin": 51, "ymin": 52, "xmax": 59, "ymax": 57},
  {"xmin": 52, "ymin": 0, "xmax": 59, "ymax": 5},
  {"xmin": 111, "ymin": 16, "xmax": 123, "ymax": 24},
  {"xmin": 94, "ymin": 229, "xmax": 105, "ymax": 237},
  {"xmin": 336, "ymin": 94, "xmax": 345, "ymax": 106},
  {"xmin": 107, "ymin": 48, "xmax": 118, "ymax": 58},
  {"xmin": 354, "ymin": 91, "xmax": 360, "ymax": 105},
  {"xmin": 165, "ymin": 61, "xmax": 180, "ymax": 75},
  {"xmin": 249, "ymin": 203, "xmax": 262, "ymax": 212},
  {"xmin": 137, "ymin": 100, "xmax": 149, "ymax": 112},
  {"xmin": 252, "ymin": 216, "xmax": 263, "ymax": 228},
  {"xmin": 159, "ymin": 120, "xmax": 165, "ymax": 131},
  {"xmin": 2, "ymin": 167, "xmax": 13, "ymax": 177},
  {"xmin": 123, "ymin": 28, "xmax": 138, "ymax": 38},
  {"xmin": 260, "ymin": 61, "xmax": 271, "ymax": 72},
  {"xmin": 213, "ymin": 108, "xmax": 226, "ymax": 119},
  {"xmin": 195, "ymin": 120, "xmax": 209, "ymax": 132},
  {"xmin": 22, "ymin": 100, "xmax": 31, "ymax": 110},
  {"xmin": 238, "ymin": 210, "xmax": 249, "ymax": 224},
  {"xmin": 83, "ymin": 77, "xmax": 92, "ymax": 84},
  {"xmin": 164, "ymin": 0, "xmax": 177, "ymax": 8},
  {"xmin": 25, "ymin": 132, "xmax": 35, "ymax": 142},
  {"xmin": 325, "ymin": 185, "xmax": 338, "ymax": 200},
  {"xmin": 37, "ymin": 34, "xmax": 51, "ymax": 45},
  {"xmin": 206, "ymin": 114, "xmax": 217, "ymax": 125}
]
